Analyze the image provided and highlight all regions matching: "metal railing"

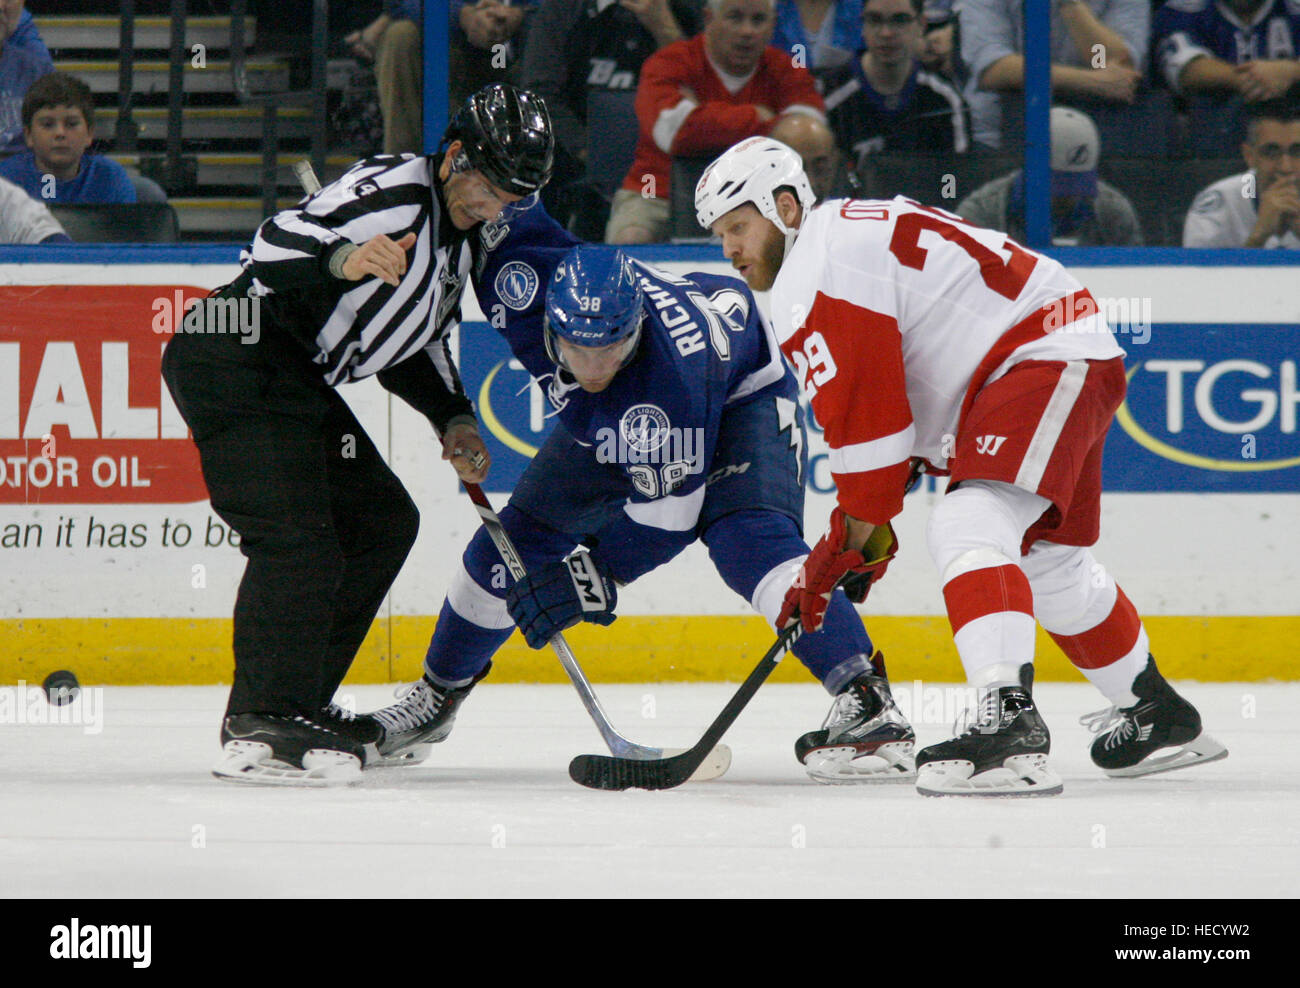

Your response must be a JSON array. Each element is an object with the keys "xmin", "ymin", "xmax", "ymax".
[
  {"xmin": 231, "ymin": 0, "xmax": 328, "ymax": 216},
  {"xmin": 112, "ymin": 0, "xmax": 328, "ymax": 213}
]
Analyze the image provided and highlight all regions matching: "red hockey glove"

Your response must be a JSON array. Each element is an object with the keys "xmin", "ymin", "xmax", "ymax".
[{"xmin": 778, "ymin": 508, "xmax": 897, "ymax": 632}]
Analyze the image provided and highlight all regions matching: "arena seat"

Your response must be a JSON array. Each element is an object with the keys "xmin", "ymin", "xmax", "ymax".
[{"xmin": 48, "ymin": 203, "xmax": 182, "ymax": 243}]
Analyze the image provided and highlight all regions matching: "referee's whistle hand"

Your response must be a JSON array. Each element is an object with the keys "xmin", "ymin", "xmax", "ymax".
[{"xmin": 342, "ymin": 232, "xmax": 418, "ymax": 285}]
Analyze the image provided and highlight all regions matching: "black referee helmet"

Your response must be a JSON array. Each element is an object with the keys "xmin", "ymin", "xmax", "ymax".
[{"xmin": 443, "ymin": 83, "xmax": 554, "ymax": 197}]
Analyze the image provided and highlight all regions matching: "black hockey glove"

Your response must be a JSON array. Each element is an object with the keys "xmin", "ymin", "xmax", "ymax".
[{"xmin": 506, "ymin": 549, "xmax": 618, "ymax": 649}]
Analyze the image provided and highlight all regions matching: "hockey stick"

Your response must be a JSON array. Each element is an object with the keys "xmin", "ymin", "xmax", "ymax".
[
  {"xmin": 292, "ymin": 159, "xmax": 322, "ymax": 196},
  {"xmin": 569, "ymin": 622, "xmax": 803, "ymax": 791},
  {"xmin": 461, "ymin": 482, "xmax": 732, "ymax": 780}
]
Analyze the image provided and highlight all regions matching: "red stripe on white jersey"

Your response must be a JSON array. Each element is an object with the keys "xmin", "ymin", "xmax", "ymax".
[
  {"xmin": 781, "ymin": 291, "xmax": 913, "ymax": 523},
  {"xmin": 956, "ymin": 289, "xmax": 1098, "ymax": 439}
]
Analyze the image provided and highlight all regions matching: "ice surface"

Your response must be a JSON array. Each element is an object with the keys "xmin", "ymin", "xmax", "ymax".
[{"xmin": 1, "ymin": 681, "xmax": 1294, "ymax": 898}]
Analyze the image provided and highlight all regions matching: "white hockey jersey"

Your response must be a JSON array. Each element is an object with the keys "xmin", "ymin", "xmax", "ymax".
[
  {"xmin": 770, "ymin": 196, "xmax": 1124, "ymax": 525},
  {"xmin": 1182, "ymin": 170, "xmax": 1300, "ymax": 249}
]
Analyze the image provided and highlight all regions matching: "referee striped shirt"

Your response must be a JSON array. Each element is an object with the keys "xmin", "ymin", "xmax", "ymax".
[{"xmin": 231, "ymin": 153, "xmax": 480, "ymax": 431}]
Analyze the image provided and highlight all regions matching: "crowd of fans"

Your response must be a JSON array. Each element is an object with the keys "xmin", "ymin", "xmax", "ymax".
[
  {"xmin": 344, "ymin": 0, "xmax": 1300, "ymax": 249},
  {"xmin": 3, "ymin": 0, "xmax": 1300, "ymax": 247}
]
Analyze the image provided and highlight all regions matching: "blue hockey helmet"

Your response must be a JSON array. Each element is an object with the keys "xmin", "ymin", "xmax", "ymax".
[{"xmin": 544, "ymin": 245, "xmax": 644, "ymax": 376}]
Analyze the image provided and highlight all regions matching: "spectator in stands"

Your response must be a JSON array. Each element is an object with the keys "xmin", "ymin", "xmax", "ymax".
[
  {"xmin": 5, "ymin": 1, "xmax": 51, "ymax": 62},
  {"xmin": 1184, "ymin": 97, "xmax": 1300, "ymax": 248},
  {"xmin": 520, "ymin": 0, "xmax": 702, "ymax": 229},
  {"xmin": 1155, "ymin": 0, "xmax": 1300, "ymax": 102},
  {"xmin": 770, "ymin": 110, "xmax": 845, "ymax": 198},
  {"xmin": 960, "ymin": 0, "xmax": 1148, "ymax": 151},
  {"xmin": 345, "ymin": 3, "xmax": 425, "ymax": 153},
  {"xmin": 450, "ymin": 1, "xmax": 538, "ymax": 114},
  {"xmin": 772, "ymin": 0, "xmax": 864, "ymax": 78},
  {"xmin": 607, "ymin": 0, "xmax": 825, "ymax": 243},
  {"xmin": 956, "ymin": 105, "xmax": 1142, "ymax": 245},
  {"xmin": 0, "ymin": 173, "xmax": 69, "ymax": 242},
  {"xmin": 821, "ymin": 0, "xmax": 969, "ymax": 169},
  {"xmin": 0, "ymin": 0, "xmax": 53, "ymax": 153},
  {"xmin": 918, "ymin": 0, "xmax": 961, "ymax": 81},
  {"xmin": 0, "ymin": 73, "xmax": 136, "ymax": 203}
]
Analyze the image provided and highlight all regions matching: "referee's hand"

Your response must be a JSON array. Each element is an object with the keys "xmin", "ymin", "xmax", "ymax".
[
  {"xmin": 342, "ymin": 232, "xmax": 417, "ymax": 286},
  {"xmin": 442, "ymin": 421, "xmax": 491, "ymax": 484}
]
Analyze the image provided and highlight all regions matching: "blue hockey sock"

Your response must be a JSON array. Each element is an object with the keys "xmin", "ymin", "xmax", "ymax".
[{"xmin": 424, "ymin": 597, "xmax": 512, "ymax": 685}]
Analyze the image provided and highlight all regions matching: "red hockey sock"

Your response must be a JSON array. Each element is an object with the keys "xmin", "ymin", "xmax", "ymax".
[
  {"xmin": 1049, "ymin": 586, "xmax": 1142, "ymax": 670},
  {"xmin": 942, "ymin": 564, "xmax": 1035, "ymax": 636}
]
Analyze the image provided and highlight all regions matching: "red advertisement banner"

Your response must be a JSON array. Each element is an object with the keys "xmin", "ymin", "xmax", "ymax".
[{"xmin": 0, "ymin": 285, "xmax": 209, "ymax": 504}]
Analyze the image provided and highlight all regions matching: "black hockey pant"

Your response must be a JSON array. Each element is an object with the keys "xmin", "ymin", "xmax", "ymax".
[{"xmin": 161, "ymin": 325, "xmax": 418, "ymax": 720}]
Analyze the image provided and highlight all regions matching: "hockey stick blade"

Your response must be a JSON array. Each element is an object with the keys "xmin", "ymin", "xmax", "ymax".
[
  {"xmin": 569, "ymin": 623, "xmax": 802, "ymax": 791},
  {"xmin": 461, "ymin": 483, "xmax": 730, "ymax": 780}
]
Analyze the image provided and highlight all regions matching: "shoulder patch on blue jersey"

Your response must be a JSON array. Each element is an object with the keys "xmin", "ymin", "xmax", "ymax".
[
  {"xmin": 481, "ymin": 218, "xmax": 510, "ymax": 250},
  {"xmin": 495, "ymin": 261, "xmax": 541, "ymax": 311},
  {"xmin": 1192, "ymin": 189, "xmax": 1224, "ymax": 214},
  {"xmin": 620, "ymin": 403, "xmax": 672, "ymax": 453}
]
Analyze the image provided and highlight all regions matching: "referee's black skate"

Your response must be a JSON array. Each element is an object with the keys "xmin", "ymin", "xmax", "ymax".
[
  {"xmin": 795, "ymin": 651, "xmax": 915, "ymax": 783},
  {"xmin": 1081, "ymin": 656, "xmax": 1228, "ymax": 778},
  {"xmin": 916, "ymin": 664, "xmax": 1063, "ymax": 797},
  {"xmin": 213, "ymin": 713, "xmax": 364, "ymax": 787},
  {"xmin": 319, "ymin": 701, "xmax": 385, "ymax": 766},
  {"xmin": 369, "ymin": 662, "xmax": 492, "ymax": 762}
]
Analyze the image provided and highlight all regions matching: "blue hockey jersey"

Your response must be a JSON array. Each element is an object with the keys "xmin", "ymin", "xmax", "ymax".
[
  {"xmin": 1155, "ymin": 0, "xmax": 1300, "ymax": 91},
  {"xmin": 471, "ymin": 205, "xmax": 795, "ymax": 576}
]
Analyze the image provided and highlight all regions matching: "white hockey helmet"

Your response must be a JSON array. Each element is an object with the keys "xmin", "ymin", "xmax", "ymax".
[{"xmin": 695, "ymin": 136, "xmax": 815, "ymax": 236}]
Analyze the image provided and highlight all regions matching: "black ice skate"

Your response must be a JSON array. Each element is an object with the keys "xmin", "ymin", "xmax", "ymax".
[
  {"xmin": 369, "ymin": 662, "xmax": 492, "ymax": 762},
  {"xmin": 213, "ymin": 713, "xmax": 365, "ymax": 787},
  {"xmin": 319, "ymin": 701, "xmax": 385, "ymax": 766},
  {"xmin": 796, "ymin": 652, "xmax": 916, "ymax": 783},
  {"xmin": 1081, "ymin": 656, "xmax": 1228, "ymax": 778},
  {"xmin": 916, "ymin": 664, "xmax": 1062, "ymax": 797}
]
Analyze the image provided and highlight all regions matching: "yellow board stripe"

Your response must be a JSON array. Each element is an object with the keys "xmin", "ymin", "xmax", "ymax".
[{"xmin": 0, "ymin": 616, "xmax": 1293, "ymax": 684}]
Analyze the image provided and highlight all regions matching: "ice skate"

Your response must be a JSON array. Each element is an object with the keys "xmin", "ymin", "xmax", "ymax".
[
  {"xmin": 1081, "ymin": 656, "xmax": 1228, "ymax": 778},
  {"xmin": 213, "ymin": 713, "xmax": 364, "ymax": 787},
  {"xmin": 795, "ymin": 652, "xmax": 916, "ymax": 783},
  {"xmin": 368, "ymin": 663, "xmax": 491, "ymax": 762},
  {"xmin": 318, "ymin": 701, "xmax": 390, "ymax": 767},
  {"xmin": 916, "ymin": 664, "xmax": 1062, "ymax": 797}
]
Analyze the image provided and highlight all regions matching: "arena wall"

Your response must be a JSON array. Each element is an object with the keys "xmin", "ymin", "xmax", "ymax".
[{"xmin": 1, "ymin": 248, "xmax": 1295, "ymax": 684}]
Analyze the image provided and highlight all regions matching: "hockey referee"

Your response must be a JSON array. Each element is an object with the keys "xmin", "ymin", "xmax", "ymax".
[{"xmin": 161, "ymin": 84, "xmax": 554, "ymax": 786}]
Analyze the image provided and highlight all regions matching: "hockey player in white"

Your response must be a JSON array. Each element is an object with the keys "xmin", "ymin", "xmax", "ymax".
[{"xmin": 695, "ymin": 137, "xmax": 1228, "ymax": 796}]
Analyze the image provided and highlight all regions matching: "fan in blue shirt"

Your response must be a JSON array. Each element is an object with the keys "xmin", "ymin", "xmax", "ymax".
[{"xmin": 0, "ymin": 71, "xmax": 137, "ymax": 203}]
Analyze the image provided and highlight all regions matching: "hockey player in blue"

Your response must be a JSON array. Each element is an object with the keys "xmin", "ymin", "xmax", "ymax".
[{"xmin": 363, "ymin": 206, "xmax": 916, "ymax": 783}]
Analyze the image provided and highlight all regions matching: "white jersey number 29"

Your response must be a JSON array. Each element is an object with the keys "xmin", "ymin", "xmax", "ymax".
[{"xmin": 790, "ymin": 331, "xmax": 837, "ymax": 399}]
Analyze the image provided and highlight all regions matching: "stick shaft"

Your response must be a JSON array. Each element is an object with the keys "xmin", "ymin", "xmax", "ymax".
[{"xmin": 462, "ymin": 482, "xmax": 666, "ymax": 759}]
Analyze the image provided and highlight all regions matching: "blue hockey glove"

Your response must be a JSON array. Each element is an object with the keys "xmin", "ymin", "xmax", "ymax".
[{"xmin": 506, "ymin": 549, "xmax": 618, "ymax": 649}]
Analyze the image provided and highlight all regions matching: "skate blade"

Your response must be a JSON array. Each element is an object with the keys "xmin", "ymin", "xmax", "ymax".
[
  {"xmin": 212, "ymin": 741, "xmax": 363, "ymax": 788},
  {"xmin": 804, "ymin": 741, "xmax": 917, "ymax": 784},
  {"xmin": 371, "ymin": 743, "xmax": 434, "ymax": 767},
  {"xmin": 917, "ymin": 753, "xmax": 1063, "ymax": 798},
  {"xmin": 1103, "ymin": 732, "xmax": 1229, "ymax": 779},
  {"xmin": 653, "ymin": 744, "xmax": 731, "ymax": 782}
]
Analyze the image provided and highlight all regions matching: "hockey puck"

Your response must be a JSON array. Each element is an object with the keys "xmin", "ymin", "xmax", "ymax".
[{"xmin": 42, "ymin": 670, "xmax": 80, "ymax": 706}]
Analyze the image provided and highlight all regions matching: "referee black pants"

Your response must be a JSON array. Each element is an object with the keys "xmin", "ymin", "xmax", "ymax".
[{"xmin": 161, "ymin": 322, "xmax": 418, "ymax": 720}]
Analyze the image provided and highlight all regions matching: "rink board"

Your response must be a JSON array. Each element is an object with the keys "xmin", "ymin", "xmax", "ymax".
[{"xmin": 0, "ymin": 250, "xmax": 1296, "ymax": 683}]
